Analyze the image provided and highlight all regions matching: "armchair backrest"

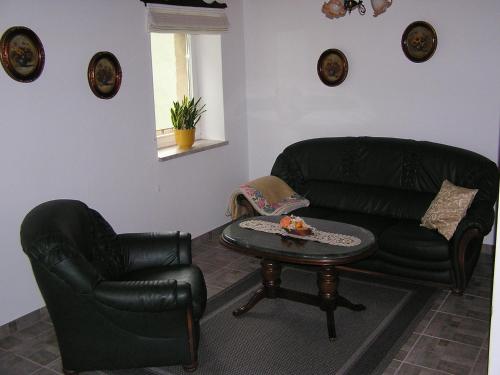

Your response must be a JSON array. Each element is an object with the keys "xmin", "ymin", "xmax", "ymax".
[{"xmin": 20, "ymin": 199, "xmax": 121, "ymax": 293}]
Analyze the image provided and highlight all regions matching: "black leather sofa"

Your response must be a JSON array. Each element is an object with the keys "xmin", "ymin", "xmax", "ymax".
[
  {"xmin": 20, "ymin": 200, "xmax": 207, "ymax": 373},
  {"xmin": 271, "ymin": 137, "xmax": 499, "ymax": 293}
]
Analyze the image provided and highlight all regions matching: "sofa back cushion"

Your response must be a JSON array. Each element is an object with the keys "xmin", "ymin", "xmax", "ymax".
[
  {"xmin": 304, "ymin": 180, "xmax": 434, "ymax": 220},
  {"xmin": 271, "ymin": 137, "xmax": 498, "ymax": 221}
]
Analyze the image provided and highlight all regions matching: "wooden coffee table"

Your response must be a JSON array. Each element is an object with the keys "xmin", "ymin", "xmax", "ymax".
[{"xmin": 220, "ymin": 216, "xmax": 377, "ymax": 341}]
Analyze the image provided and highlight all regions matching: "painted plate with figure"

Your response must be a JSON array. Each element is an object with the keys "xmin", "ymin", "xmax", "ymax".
[
  {"xmin": 317, "ymin": 48, "xmax": 348, "ymax": 87},
  {"xmin": 401, "ymin": 21, "xmax": 437, "ymax": 63}
]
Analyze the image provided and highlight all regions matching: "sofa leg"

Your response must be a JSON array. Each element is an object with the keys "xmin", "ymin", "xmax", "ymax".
[
  {"xmin": 183, "ymin": 360, "xmax": 198, "ymax": 372},
  {"xmin": 451, "ymin": 287, "xmax": 464, "ymax": 296},
  {"xmin": 62, "ymin": 369, "xmax": 79, "ymax": 375}
]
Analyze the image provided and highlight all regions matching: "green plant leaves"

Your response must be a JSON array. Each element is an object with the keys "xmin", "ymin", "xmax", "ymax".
[{"xmin": 170, "ymin": 96, "xmax": 206, "ymax": 130}]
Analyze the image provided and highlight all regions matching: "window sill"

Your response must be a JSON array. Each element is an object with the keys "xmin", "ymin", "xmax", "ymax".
[{"xmin": 157, "ymin": 139, "xmax": 228, "ymax": 161}]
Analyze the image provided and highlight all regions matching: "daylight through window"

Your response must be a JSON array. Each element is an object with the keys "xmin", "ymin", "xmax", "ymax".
[{"xmin": 151, "ymin": 33, "xmax": 191, "ymax": 148}]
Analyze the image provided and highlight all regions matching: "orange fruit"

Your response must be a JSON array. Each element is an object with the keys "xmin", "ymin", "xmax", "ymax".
[{"xmin": 280, "ymin": 216, "xmax": 292, "ymax": 228}]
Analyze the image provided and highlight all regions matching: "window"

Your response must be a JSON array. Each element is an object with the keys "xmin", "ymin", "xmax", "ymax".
[
  {"xmin": 147, "ymin": 4, "xmax": 228, "ymax": 155},
  {"xmin": 150, "ymin": 33, "xmax": 191, "ymax": 149}
]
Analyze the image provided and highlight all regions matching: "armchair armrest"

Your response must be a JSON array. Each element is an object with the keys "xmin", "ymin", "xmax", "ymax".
[
  {"xmin": 94, "ymin": 279, "xmax": 192, "ymax": 312},
  {"xmin": 117, "ymin": 231, "xmax": 192, "ymax": 272}
]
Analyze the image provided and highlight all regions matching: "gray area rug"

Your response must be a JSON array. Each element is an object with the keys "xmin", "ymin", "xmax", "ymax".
[{"xmin": 108, "ymin": 267, "xmax": 437, "ymax": 375}]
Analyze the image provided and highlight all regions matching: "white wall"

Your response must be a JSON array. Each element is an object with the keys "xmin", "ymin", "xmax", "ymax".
[
  {"xmin": 0, "ymin": 0, "xmax": 248, "ymax": 326},
  {"xmin": 243, "ymin": 0, "xmax": 500, "ymax": 244},
  {"xmin": 490, "ymin": 198, "xmax": 500, "ymax": 374}
]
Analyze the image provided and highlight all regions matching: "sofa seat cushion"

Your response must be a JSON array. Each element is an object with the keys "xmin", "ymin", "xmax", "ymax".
[
  {"xmin": 122, "ymin": 265, "xmax": 207, "ymax": 320},
  {"xmin": 293, "ymin": 207, "xmax": 396, "ymax": 238},
  {"xmin": 379, "ymin": 221, "xmax": 450, "ymax": 262},
  {"xmin": 351, "ymin": 258, "xmax": 452, "ymax": 284}
]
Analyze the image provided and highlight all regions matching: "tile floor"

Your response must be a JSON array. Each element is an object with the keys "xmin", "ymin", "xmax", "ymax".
[{"xmin": 0, "ymin": 229, "xmax": 494, "ymax": 375}]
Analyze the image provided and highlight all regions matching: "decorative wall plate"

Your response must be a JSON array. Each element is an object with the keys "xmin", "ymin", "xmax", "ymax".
[
  {"xmin": 0, "ymin": 26, "xmax": 45, "ymax": 82},
  {"xmin": 87, "ymin": 52, "xmax": 122, "ymax": 99},
  {"xmin": 317, "ymin": 49, "xmax": 348, "ymax": 87},
  {"xmin": 401, "ymin": 21, "xmax": 437, "ymax": 63}
]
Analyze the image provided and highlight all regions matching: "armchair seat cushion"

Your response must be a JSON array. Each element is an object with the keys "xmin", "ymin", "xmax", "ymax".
[
  {"xmin": 379, "ymin": 221, "xmax": 450, "ymax": 261},
  {"xmin": 123, "ymin": 265, "xmax": 207, "ymax": 319}
]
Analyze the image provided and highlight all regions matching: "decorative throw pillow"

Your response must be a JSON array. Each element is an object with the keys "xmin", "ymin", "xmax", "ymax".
[{"xmin": 421, "ymin": 180, "xmax": 478, "ymax": 240}]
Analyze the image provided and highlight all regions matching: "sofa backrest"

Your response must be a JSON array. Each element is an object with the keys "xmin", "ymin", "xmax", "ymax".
[{"xmin": 271, "ymin": 137, "xmax": 499, "ymax": 221}]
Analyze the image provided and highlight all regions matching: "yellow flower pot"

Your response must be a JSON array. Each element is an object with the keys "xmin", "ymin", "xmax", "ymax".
[{"xmin": 174, "ymin": 129, "xmax": 195, "ymax": 149}]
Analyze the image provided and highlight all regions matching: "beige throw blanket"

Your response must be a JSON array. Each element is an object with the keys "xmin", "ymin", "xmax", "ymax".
[{"xmin": 227, "ymin": 176, "xmax": 309, "ymax": 220}]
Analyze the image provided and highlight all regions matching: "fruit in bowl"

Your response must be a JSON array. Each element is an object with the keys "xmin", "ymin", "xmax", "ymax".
[{"xmin": 279, "ymin": 215, "xmax": 313, "ymax": 236}]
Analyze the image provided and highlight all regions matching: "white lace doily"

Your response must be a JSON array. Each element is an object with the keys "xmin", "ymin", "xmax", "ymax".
[{"xmin": 239, "ymin": 220, "xmax": 361, "ymax": 247}]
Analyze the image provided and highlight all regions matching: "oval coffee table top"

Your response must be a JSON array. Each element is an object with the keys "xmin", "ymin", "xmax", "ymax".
[{"xmin": 221, "ymin": 216, "xmax": 377, "ymax": 266}]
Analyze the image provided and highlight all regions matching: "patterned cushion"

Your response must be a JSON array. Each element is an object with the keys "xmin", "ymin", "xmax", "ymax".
[{"xmin": 420, "ymin": 180, "xmax": 478, "ymax": 240}]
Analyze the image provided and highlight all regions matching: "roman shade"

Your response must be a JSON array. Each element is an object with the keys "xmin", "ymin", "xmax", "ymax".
[{"xmin": 147, "ymin": 4, "xmax": 229, "ymax": 33}]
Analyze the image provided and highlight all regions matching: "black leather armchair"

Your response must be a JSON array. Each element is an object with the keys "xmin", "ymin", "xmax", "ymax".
[{"xmin": 20, "ymin": 200, "xmax": 207, "ymax": 373}]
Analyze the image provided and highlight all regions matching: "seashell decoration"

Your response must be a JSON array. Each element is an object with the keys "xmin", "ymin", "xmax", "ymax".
[
  {"xmin": 322, "ymin": 0, "xmax": 347, "ymax": 19},
  {"xmin": 322, "ymin": 0, "xmax": 393, "ymax": 19},
  {"xmin": 371, "ymin": 0, "xmax": 392, "ymax": 17}
]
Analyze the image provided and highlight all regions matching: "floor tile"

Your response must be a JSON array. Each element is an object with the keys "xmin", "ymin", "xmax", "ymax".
[
  {"xmin": 405, "ymin": 335, "xmax": 479, "ymax": 375},
  {"xmin": 46, "ymin": 357, "xmax": 63, "ymax": 372},
  {"xmin": 206, "ymin": 285, "xmax": 225, "ymax": 299},
  {"xmin": 466, "ymin": 276, "xmax": 493, "ymax": 299},
  {"xmin": 15, "ymin": 321, "xmax": 54, "ymax": 340},
  {"xmin": 193, "ymin": 247, "xmax": 241, "ymax": 267},
  {"xmin": 205, "ymin": 267, "xmax": 251, "ymax": 289},
  {"xmin": 380, "ymin": 359, "xmax": 401, "ymax": 374},
  {"xmin": 470, "ymin": 348, "xmax": 489, "ymax": 375},
  {"xmin": 193, "ymin": 260, "xmax": 224, "ymax": 276},
  {"xmin": 430, "ymin": 290, "xmax": 450, "ymax": 311},
  {"xmin": 11, "ymin": 329, "xmax": 60, "ymax": 360},
  {"xmin": 32, "ymin": 368, "xmax": 61, "ymax": 375},
  {"xmin": 439, "ymin": 294, "xmax": 491, "ymax": 321},
  {"xmin": 226, "ymin": 255, "xmax": 261, "ymax": 273},
  {"xmin": 423, "ymin": 312, "xmax": 489, "ymax": 346},
  {"xmin": 394, "ymin": 333, "xmax": 421, "ymax": 361},
  {"xmin": 0, "ymin": 351, "xmax": 41, "ymax": 375},
  {"xmin": 482, "ymin": 330, "xmax": 489, "ymax": 349},
  {"xmin": 0, "ymin": 335, "xmax": 24, "ymax": 350},
  {"xmin": 472, "ymin": 263, "xmax": 493, "ymax": 279},
  {"xmin": 414, "ymin": 309, "xmax": 436, "ymax": 334},
  {"xmin": 397, "ymin": 362, "xmax": 452, "ymax": 374}
]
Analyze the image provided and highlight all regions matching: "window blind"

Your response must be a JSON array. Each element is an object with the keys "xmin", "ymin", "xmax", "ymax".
[{"xmin": 147, "ymin": 4, "xmax": 229, "ymax": 34}]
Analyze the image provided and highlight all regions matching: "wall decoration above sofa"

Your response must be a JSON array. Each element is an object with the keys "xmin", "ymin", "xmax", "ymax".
[
  {"xmin": 317, "ymin": 48, "xmax": 348, "ymax": 86},
  {"xmin": 401, "ymin": 21, "xmax": 437, "ymax": 63},
  {"xmin": 87, "ymin": 51, "xmax": 122, "ymax": 99},
  {"xmin": 0, "ymin": 26, "xmax": 45, "ymax": 82}
]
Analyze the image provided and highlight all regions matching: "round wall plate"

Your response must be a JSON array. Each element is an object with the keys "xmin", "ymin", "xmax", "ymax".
[
  {"xmin": 0, "ymin": 26, "xmax": 45, "ymax": 82},
  {"xmin": 317, "ymin": 49, "xmax": 348, "ymax": 87},
  {"xmin": 401, "ymin": 21, "xmax": 437, "ymax": 63},
  {"xmin": 88, "ymin": 51, "xmax": 122, "ymax": 99}
]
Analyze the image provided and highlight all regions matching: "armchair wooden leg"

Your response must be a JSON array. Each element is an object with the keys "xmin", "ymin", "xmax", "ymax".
[
  {"xmin": 183, "ymin": 360, "xmax": 199, "ymax": 372},
  {"xmin": 184, "ymin": 305, "xmax": 198, "ymax": 372}
]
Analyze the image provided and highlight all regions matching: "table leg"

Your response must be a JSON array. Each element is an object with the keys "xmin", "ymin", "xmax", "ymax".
[
  {"xmin": 317, "ymin": 266, "xmax": 338, "ymax": 341},
  {"xmin": 317, "ymin": 266, "xmax": 367, "ymax": 340},
  {"xmin": 233, "ymin": 259, "xmax": 281, "ymax": 316}
]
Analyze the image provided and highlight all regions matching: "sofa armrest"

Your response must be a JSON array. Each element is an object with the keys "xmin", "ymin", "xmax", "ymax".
[
  {"xmin": 117, "ymin": 232, "xmax": 192, "ymax": 272},
  {"xmin": 449, "ymin": 210, "xmax": 489, "ymax": 294},
  {"xmin": 94, "ymin": 279, "xmax": 192, "ymax": 312}
]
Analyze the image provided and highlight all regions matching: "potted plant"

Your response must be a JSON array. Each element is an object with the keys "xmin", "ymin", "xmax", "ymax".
[{"xmin": 170, "ymin": 96, "xmax": 206, "ymax": 149}]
